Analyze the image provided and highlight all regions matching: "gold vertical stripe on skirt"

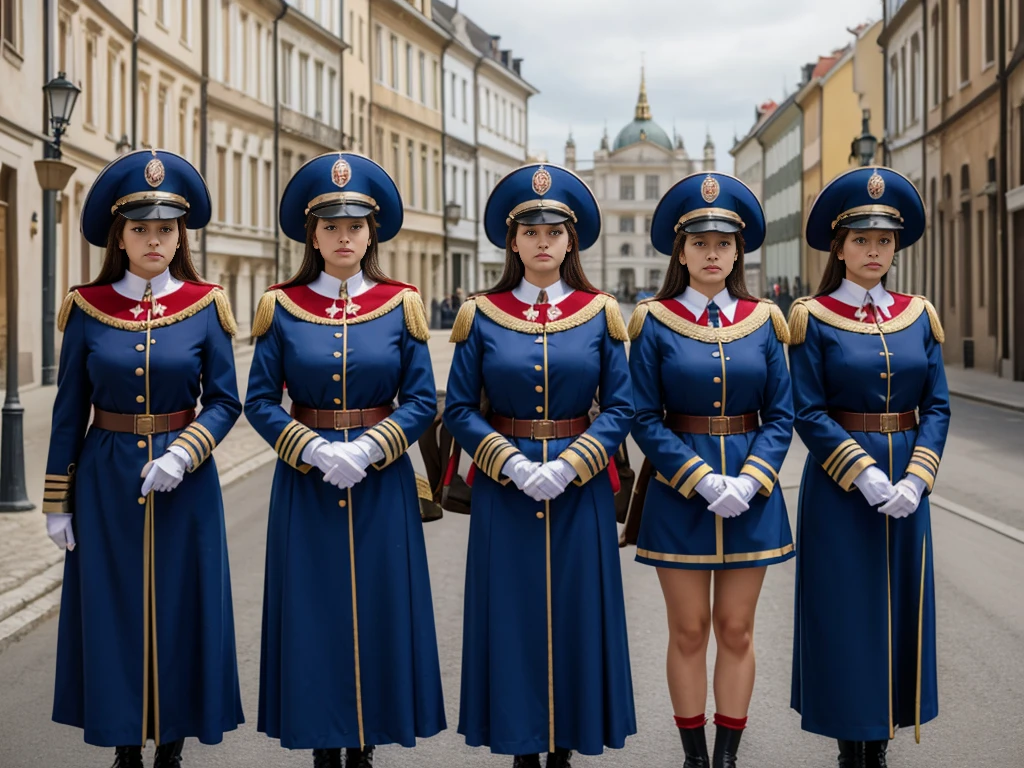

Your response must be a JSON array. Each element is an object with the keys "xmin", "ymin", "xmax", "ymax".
[
  {"xmin": 915, "ymin": 534, "xmax": 926, "ymax": 743},
  {"xmin": 542, "ymin": 328, "xmax": 555, "ymax": 754}
]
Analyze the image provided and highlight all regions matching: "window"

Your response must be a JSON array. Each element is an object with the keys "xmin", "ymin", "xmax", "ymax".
[
  {"xmin": 620, "ymin": 243, "xmax": 632, "ymax": 258},
  {"xmin": 890, "ymin": 54, "xmax": 900, "ymax": 132},
  {"xmin": 315, "ymin": 61, "xmax": 324, "ymax": 119},
  {"xmin": 390, "ymin": 35, "xmax": 398, "ymax": 89},
  {"xmin": 910, "ymin": 34, "xmax": 920, "ymax": 124},
  {"xmin": 463, "ymin": 169, "xmax": 469, "ymax": 217},
  {"xmin": 931, "ymin": 8, "xmax": 940, "ymax": 106},
  {"xmin": 106, "ymin": 49, "xmax": 117, "ymax": 135},
  {"xmin": 156, "ymin": 0, "xmax": 166, "ymax": 26},
  {"xmin": 85, "ymin": 36, "xmax": 96, "ymax": 126},
  {"xmin": 984, "ymin": 0, "xmax": 995, "ymax": 66},
  {"xmin": 433, "ymin": 60, "xmax": 439, "ymax": 109},
  {"xmin": 485, "ymin": 88, "xmax": 490, "ymax": 128},
  {"xmin": 58, "ymin": 15, "xmax": 68, "ymax": 72},
  {"xmin": 644, "ymin": 216, "xmax": 652, "ymax": 234},
  {"xmin": 901, "ymin": 44, "xmax": 908, "ymax": 131},
  {"xmin": 419, "ymin": 51, "xmax": 426, "ymax": 103},
  {"xmin": 216, "ymin": 147, "xmax": 227, "ymax": 221},
  {"xmin": 328, "ymin": 69, "xmax": 336, "ymax": 127},
  {"xmin": 959, "ymin": 0, "xmax": 970, "ymax": 85},
  {"xmin": 375, "ymin": 26, "xmax": 383, "ymax": 81},
  {"xmin": 157, "ymin": 86, "xmax": 167, "ymax": 148},
  {"xmin": 222, "ymin": 1, "xmax": 230, "ymax": 84},
  {"xmin": 120, "ymin": 60, "xmax": 127, "ymax": 138},
  {"xmin": 433, "ymin": 149, "xmax": 441, "ymax": 212},
  {"xmin": 421, "ymin": 144, "xmax": 429, "ymax": 211},
  {"xmin": 407, "ymin": 140, "xmax": 415, "ymax": 207},
  {"xmin": 619, "ymin": 216, "xmax": 635, "ymax": 233},
  {"xmin": 255, "ymin": 22, "xmax": 264, "ymax": 99},
  {"xmin": 405, "ymin": 43, "xmax": 413, "ymax": 96},
  {"xmin": 645, "ymin": 174, "xmax": 660, "ymax": 200},
  {"xmin": 233, "ymin": 152, "xmax": 243, "ymax": 224},
  {"xmin": 299, "ymin": 53, "xmax": 309, "ymax": 113},
  {"xmin": 181, "ymin": 0, "xmax": 192, "ymax": 45},
  {"xmin": 2, "ymin": 0, "xmax": 20, "ymax": 49},
  {"xmin": 358, "ymin": 17, "xmax": 364, "ymax": 62},
  {"xmin": 358, "ymin": 98, "xmax": 366, "ymax": 151},
  {"xmin": 619, "ymin": 175, "xmax": 635, "ymax": 200},
  {"xmin": 462, "ymin": 79, "xmax": 467, "ymax": 122},
  {"xmin": 178, "ymin": 96, "xmax": 188, "ymax": 156},
  {"xmin": 249, "ymin": 157, "xmax": 258, "ymax": 226},
  {"xmin": 281, "ymin": 43, "xmax": 293, "ymax": 105},
  {"xmin": 451, "ymin": 73, "xmax": 457, "ymax": 116},
  {"xmin": 240, "ymin": 12, "xmax": 250, "ymax": 93}
]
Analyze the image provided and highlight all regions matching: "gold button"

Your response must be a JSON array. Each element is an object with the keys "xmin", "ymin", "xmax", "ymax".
[
  {"xmin": 333, "ymin": 398, "xmax": 342, "ymax": 405},
  {"xmin": 334, "ymin": 332, "xmax": 342, "ymax": 338},
  {"xmin": 332, "ymin": 374, "xmax": 341, "ymax": 381},
  {"xmin": 713, "ymin": 376, "xmax": 721, "ymax": 383},
  {"xmin": 137, "ymin": 440, "xmax": 146, "ymax": 448},
  {"xmin": 150, "ymin": 338, "xmax": 156, "ymax": 344},
  {"xmin": 534, "ymin": 365, "xmax": 542, "ymax": 371},
  {"xmin": 135, "ymin": 367, "xmax": 144, "ymax": 376},
  {"xmin": 135, "ymin": 343, "xmax": 145, "ymax": 351},
  {"xmin": 535, "ymin": 385, "xmax": 543, "ymax": 393},
  {"xmin": 136, "ymin": 395, "xmax": 145, "ymax": 403},
  {"xmin": 536, "ymin": 511, "xmax": 545, "ymax": 519},
  {"xmin": 879, "ymin": 351, "xmax": 887, "ymax": 356},
  {"xmin": 138, "ymin": 497, "xmax": 146, "ymax": 505},
  {"xmin": 713, "ymin": 401, "xmax": 722, "ymax": 408},
  {"xmin": 535, "ymin": 406, "xmax": 544, "ymax": 413},
  {"xmin": 333, "ymin": 351, "xmax": 342, "ymax": 358},
  {"xmin": 725, "ymin": 357, "xmax": 731, "ymax": 361},
  {"xmin": 880, "ymin": 373, "xmax": 888, "ymax": 379},
  {"xmin": 712, "ymin": 351, "xmax": 720, "ymax": 358},
  {"xmin": 338, "ymin": 500, "xmax": 347, "ymax": 508}
]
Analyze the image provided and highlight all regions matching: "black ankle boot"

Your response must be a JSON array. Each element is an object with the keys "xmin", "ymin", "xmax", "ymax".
[
  {"xmin": 864, "ymin": 740, "xmax": 889, "ymax": 768},
  {"xmin": 110, "ymin": 746, "xmax": 143, "ymax": 768},
  {"xmin": 345, "ymin": 746, "xmax": 375, "ymax": 767},
  {"xmin": 312, "ymin": 748, "xmax": 342, "ymax": 768},
  {"xmin": 712, "ymin": 725, "xmax": 743, "ymax": 768},
  {"xmin": 512, "ymin": 756, "xmax": 541, "ymax": 768},
  {"xmin": 678, "ymin": 725, "xmax": 711, "ymax": 768},
  {"xmin": 837, "ymin": 740, "xmax": 861, "ymax": 768},
  {"xmin": 153, "ymin": 739, "xmax": 185, "ymax": 768},
  {"xmin": 546, "ymin": 748, "xmax": 573, "ymax": 767}
]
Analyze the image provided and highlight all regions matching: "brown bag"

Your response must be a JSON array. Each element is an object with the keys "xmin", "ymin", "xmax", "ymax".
[
  {"xmin": 417, "ymin": 391, "xmax": 472, "ymax": 515},
  {"xmin": 619, "ymin": 457, "xmax": 653, "ymax": 547}
]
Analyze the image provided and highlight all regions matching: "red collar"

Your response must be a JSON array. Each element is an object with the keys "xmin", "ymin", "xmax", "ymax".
[
  {"xmin": 815, "ymin": 292, "xmax": 915, "ymax": 323},
  {"xmin": 656, "ymin": 297, "xmax": 759, "ymax": 327},
  {"xmin": 76, "ymin": 281, "xmax": 218, "ymax": 321},
  {"xmin": 275, "ymin": 282, "xmax": 413, "ymax": 320},
  {"xmin": 483, "ymin": 289, "xmax": 600, "ymax": 324}
]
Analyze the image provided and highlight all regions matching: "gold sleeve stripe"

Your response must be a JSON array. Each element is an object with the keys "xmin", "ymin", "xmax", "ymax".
[
  {"xmin": 823, "ymin": 438, "xmax": 858, "ymax": 470},
  {"xmin": 560, "ymin": 448, "xmax": 596, "ymax": 484},
  {"xmin": 488, "ymin": 445, "xmax": 520, "ymax": 481},
  {"xmin": 274, "ymin": 422, "xmax": 302, "ymax": 454},
  {"xmin": 287, "ymin": 431, "xmax": 317, "ymax": 468},
  {"xmin": 905, "ymin": 463, "xmax": 936, "ymax": 492},
  {"xmin": 914, "ymin": 445, "xmax": 941, "ymax": 465},
  {"xmin": 379, "ymin": 419, "xmax": 409, "ymax": 452},
  {"xmin": 669, "ymin": 456, "xmax": 703, "ymax": 488},
  {"xmin": 476, "ymin": 437, "xmax": 502, "ymax": 471},
  {"xmin": 567, "ymin": 443, "xmax": 599, "ymax": 476},
  {"xmin": 907, "ymin": 458, "xmax": 936, "ymax": 478},
  {"xmin": 473, "ymin": 433, "xmax": 505, "ymax": 467},
  {"xmin": 679, "ymin": 463, "xmax": 713, "ymax": 499},
  {"xmin": 830, "ymin": 448, "xmax": 870, "ymax": 483},
  {"xmin": 579, "ymin": 434, "xmax": 609, "ymax": 467},
  {"xmin": 190, "ymin": 423, "xmax": 217, "ymax": 452},
  {"xmin": 746, "ymin": 455, "xmax": 779, "ymax": 480},
  {"xmin": 825, "ymin": 442, "xmax": 861, "ymax": 477},
  {"xmin": 45, "ymin": 474, "xmax": 71, "ymax": 484},
  {"xmin": 911, "ymin": 452, "xmax": 939, "ymax": 472},
  {"xmin": 177, "ymin": 431, "xmax": 208, "ymax": 457},
  {"xmin": 43, "ymin": 500, "xmax": 71, "ymax": 514},
  {"xmin": 365, "ymin": 425, "xmax": 399, "ymax": 463},
  {"xmin": 171, "ymin": 434, "xmax": 203, "ymax": 468},
  {"xmin": 479, "ymin": 441, "xmax": 510, "ymax": 478},
  {"xmin": 838, "ymin": 455, "xmax": 877, "ymax": 491},
  {"xmin": 741, "ymin": 464, "xmax": 775, "ymax": 495}
]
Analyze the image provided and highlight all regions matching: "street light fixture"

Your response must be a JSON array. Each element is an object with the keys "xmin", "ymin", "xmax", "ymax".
[
  {"xmin": 850, "ymin": 108, "xmax": 878, "ymax": 167},
  {"xmin": 43, "ymin": 72, "xmax": 80, "ymax": 156}
]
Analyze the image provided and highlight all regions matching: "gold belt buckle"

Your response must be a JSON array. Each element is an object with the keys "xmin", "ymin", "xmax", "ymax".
[
  {"xmin": 334, "ymin": 411, "xmax": 352, "ymax": 430},
  {"xmin": 135, "ymin": 414, "xmax": 155, "ymax": 435},
  {"xmin": 532, "ymin": 419, "xmax": 556, "ymax": 440},
  {"xmin": 879, "ymin": 413, "xmax": 899, "ymax": 433},
  {"xmin": 709, "ymin": 416, "xmax": 730, "ymax": 436}
]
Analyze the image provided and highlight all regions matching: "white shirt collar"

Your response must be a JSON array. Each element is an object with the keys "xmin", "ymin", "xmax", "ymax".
[
  {"xmin": 308, "ymin": 270, "xmax": 375, "ymax": 299},
  {"xmin": 830, "ymin": 278, "xmax": 894, "ymax": 319},
  {"xmin": 112, "ymin": 268, "xmax": 181, "ymax": 301},
  {"xmin": 513, "ymin": 277, "xmax": 574, "ymax": 306},
  {"xmin": 675, "ymin": 286, "xmax": 739, "ymax": 323}
]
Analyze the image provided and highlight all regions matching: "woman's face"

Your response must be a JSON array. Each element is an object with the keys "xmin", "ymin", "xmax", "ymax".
[
  {"xmin": 512, "ymin": 223, "xmax": 569, "ymax": 281},
  {"xmin": 118, "ymin": 219, "xmax": 180, "ymax": 279},
  {"xmin": 838, "ymin": 228, "xmax": 896, "ymax": 289},
  {"xmin": 313, "ymin": 217, "xmax": 371, "ymax": 274},
  {"xmin": 679, "ymin": 231, "xmax": 737, "ymax": 292}
]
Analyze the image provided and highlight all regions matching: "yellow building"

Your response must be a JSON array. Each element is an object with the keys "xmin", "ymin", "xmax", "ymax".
[{"xmin": 368, "ymin": 0, "xmax": 448, "ymax": 310}]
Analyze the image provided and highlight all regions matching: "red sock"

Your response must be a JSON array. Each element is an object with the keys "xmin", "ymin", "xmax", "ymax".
[
  {"xmin": 674, "ymin": 714, "xmax": 707, "ymax": 730},
  {"xmin": 713, "ymin": 713, "xmax": 748, "ymax": 730}
]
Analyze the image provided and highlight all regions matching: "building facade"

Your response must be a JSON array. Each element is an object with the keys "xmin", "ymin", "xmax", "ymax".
[{"xmin": 730, "ymin": 100, "xmax": 777, "ymax": 298}]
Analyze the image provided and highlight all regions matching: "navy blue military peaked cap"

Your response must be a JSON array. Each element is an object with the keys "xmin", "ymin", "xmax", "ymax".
[
  {"xmin": 279, "ymin": 153, "xmax": 403, "ymax": 244},
  {"xmin": 484, "ymin": 163, "xmax": 601, "ymax": 251},
  {"xmin": 81, "ymin": 149, "xmax": 212, "ymax": 247},
  {"xmin": 651, "ymin": 172, "xmax": 766, "ymax": 256},
  {"xmin": 806, "ymin": 166, "xmax": 925, "ymax": 252}
]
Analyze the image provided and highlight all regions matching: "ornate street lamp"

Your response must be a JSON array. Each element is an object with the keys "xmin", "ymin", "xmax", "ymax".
[
  {"xmin": 850, "ymin": 108, "xmax": 878, "ymax": 167},
  {"xmin": 43, "ymin": 72, "xmax": 80, "ymax": 157}
]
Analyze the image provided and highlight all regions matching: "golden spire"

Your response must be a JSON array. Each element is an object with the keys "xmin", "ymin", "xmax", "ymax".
[{"xmin": 635, "ymin": 64, "xmax": 651, "ymax": 121}]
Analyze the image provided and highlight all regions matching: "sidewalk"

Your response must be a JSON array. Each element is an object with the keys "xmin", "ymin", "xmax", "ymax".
[{"xmin": 943, "ymin": 364, "xmax": 1024, "ymax": 413}]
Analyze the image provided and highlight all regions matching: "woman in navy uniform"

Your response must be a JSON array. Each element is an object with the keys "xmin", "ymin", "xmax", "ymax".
[
  {"xmin": 43, "ymin": 150, "xmax": 243, "ymax": 767},
  {"xmin": 788, "ymin": 168, "xmax": 949, "ymax": 768},
  {"xmin": 444, "ymin": 164, "xmax": 636, "ymax": 768},
  {"xmin": 246, "ymin": 153, "xmax": 444, "ymax": 768},
  {"xmin": 628, "ymin": 173, "xmax": 794, "ymax": 768}
]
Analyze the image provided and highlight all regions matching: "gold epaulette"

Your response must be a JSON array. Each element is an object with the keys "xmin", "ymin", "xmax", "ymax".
[
  {"xmin": 604, "ymin": 296, "xmax": 629, "ymax": 342},
  {"xmin": 212, "ymin": 289, "xmax": 238, "ymax": 336},
  {"xmin": 627, "ymin": 300, "xmax": 653, "ymax": 341},
  {"xmin": 251, "ymin": 291, "xmax": 278, "ymax": 337},
  {"xmin": 402, "ymin": 289, "xmax": 430, "ymax": 342},
  {"xmin": 921, "ymin": 297, "xmax": 945, "ymax": 343},
  {"xmin": 450, "ymin": 299, "xmax": 477, "ymax": 343},
  {"xmin": 57, "ymin": 291, "xmax": 76, "ymax": 333},
  {"xmin": 763, "ymin": 300, "xmax": 791, "ymax": 344},
  {"xmin": 788, "ymin": 299, "xmax": 810, "ymax": 346}
]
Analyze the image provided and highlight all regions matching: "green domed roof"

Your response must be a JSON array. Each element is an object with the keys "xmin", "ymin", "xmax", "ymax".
[{"xmin": 614, "ymin": 118, "xmax": 673, "ymax": 151}]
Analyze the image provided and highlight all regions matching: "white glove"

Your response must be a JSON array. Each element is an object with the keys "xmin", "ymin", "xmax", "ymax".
[
  {"xmin": 522, "ymin": 459, "xmax": 577, "ymax": 502},
  {"xmin": 502, "ymin": 454, "xmax": 541, "ymax": 491},
  {"xmin": 731, "ymin": 473, "xmax": 761, "ymax": 503},
  {"xmin": 695, "ymin": 473, "xmax": 728, "ymax": 504},
  {"xmin": 46, "ymin": 513, "xmax": 76, "ymax": 551},
  {"xmin": 707, "ymin": 475, "xmax": 752, "ymax": 518},
  {"xmin": 321, "ymin": 440, "xmax": 374, "ymax": 489},
  {"xmin": 878, "ymin": 475, "xmax": 927, "ymax": 519},
  {"xmin": 141, "ymin": 451, "xmax": 188, "ymax": 495},
  {"xmin": 852, "ymin": 465, "xmax": 896, "ymax": 507}
]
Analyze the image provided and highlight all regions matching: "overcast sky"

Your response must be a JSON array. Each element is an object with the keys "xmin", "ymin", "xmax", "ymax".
[{"xmin": 454, "ymin": 0, "xmax": 883, "ymax": 169}]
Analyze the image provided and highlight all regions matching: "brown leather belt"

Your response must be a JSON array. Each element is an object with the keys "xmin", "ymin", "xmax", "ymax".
[
  {"xmin": 828, "ymin": 409, "xmax": 917, "ymax": 433},
  {"xmin": 490, "ymin": 413, "xmax": 590, "ymax": 440},
  {"xmin": 92, "ymin": 407, "xmax": 196, "ymax": 435},
  {"xmin": 291, "ymin": 404, "xmax": 393, "ymax": 430},
  {"xmin": 665, "ymin": 412, "xmax": 760, "ymax": 436}
]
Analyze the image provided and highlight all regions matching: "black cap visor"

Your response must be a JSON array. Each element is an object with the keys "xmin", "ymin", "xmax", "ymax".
[
  {"xmin": 842, "ymin": 214, "xmax": 904, "ymax": 232},
  {"xmin": 512, "ymin": 208, "xmax": 571, "ymax": 226},
  {"xmin": 681, "ymin": 217, "xmax": 743, "ymax": 235},
  {"xmin": 120, "ymin": 202, "xmax": 188, "ymax": 222},
  {"xmin": 311, "ymin": 201, "xmax": 377, "ymax": 220}
]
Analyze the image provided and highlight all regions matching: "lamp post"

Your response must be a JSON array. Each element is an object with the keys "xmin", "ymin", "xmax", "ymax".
[
  {"xmin": 40, "ymin": 72, "xmax": 80, "ymax": 387},
  {"xmin": 850, "ymin": 108, "xmax": 879, "ymax": 167}
]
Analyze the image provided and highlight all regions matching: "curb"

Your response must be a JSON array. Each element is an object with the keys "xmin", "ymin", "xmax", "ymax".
[
  {"xmin": 947, "ymin": 388, "xmax": 1024, "ymax": 415},
  {"xmin": 0, "ymin": 447, "xmax": 279, "ymax": 653}
]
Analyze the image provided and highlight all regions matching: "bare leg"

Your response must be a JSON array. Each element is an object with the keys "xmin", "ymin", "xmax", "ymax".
[
  {"xmin": 657, "ymin": 567, "xmax": 713, "ymax": 716},
  {"xmin": 711, "ymin": 566, "xmax": 767, "ymax": 717}
]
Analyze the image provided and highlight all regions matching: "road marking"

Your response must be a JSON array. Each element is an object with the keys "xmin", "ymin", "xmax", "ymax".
[{"xmin": 929, "ymin": 494, "xmax": 1024, "ymax": 546}]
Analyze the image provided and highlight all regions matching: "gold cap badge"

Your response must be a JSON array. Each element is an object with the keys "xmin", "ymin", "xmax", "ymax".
[
  {"xmin": 701, "ymin": 175, "xmax": 720, "ymax": 204},
  {"xmin": 532, "ymin": 166, "xmax": 552, "ymax": 196},
  {"xmin": 331, "ymin": 157, "xmax": 352, "ymax": 188},
  {"xmin": 867, "ymin": 172, "xmax": 885, "ymax": 200},
  {"xmin": 144, "ymin": 157, "xmax": 166, "ymax": 188}
]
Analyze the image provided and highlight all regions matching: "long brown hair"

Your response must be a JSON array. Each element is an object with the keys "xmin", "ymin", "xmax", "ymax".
[
  {"xmin": 814, "ymin": 226, "xmax": 899, "ymax": 296},
  {"xmin": 278, "ymin": 212, "xmax": 401, "ymax": 289},
  {"xmin": 77, "ymin": 214, "xmax": 205, "ymax": 289},
  {"xmin": 653, "ymin": 229, "xmax": 756, "ymax": 301},
  {"xmin": 478, "ymin": 220, "xmax": 602, "ymax": 295}
]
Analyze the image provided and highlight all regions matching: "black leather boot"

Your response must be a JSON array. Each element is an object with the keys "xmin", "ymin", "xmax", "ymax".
[
  {"xmin": 678, "ymin": 725, "xmax": 711, "ymax": 768},
  {"xmin": 712, "ymin": 724, "xmax": 743, "ymax": 768},
  {"xmin": 864, "ymin": 740, "xmax": 889, "ymax": 768},
  {"xmin": 546, "ymin": 748, "xmax": 573, "ymax": 767},
  {"xmin": 512, "ymin": 756, "xmax": 542, "ymax": 768},
  {"xmin": 345, "ymin": 746, "xmax": 375, "ymax": 767},
  {"xmin": 153, "ymin": 739, "xmax": 185, "ymax": 768},
  {"xmin": 312, "ymin": 748, "xmax": 342, "ymax": 768},
  {"xmin": 110, "ymin": 746, "xmax": 143, "ymax": 768},
  {"xmin": 837, "ymin": 740, "xmax": 861, "ymax": 768}
]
